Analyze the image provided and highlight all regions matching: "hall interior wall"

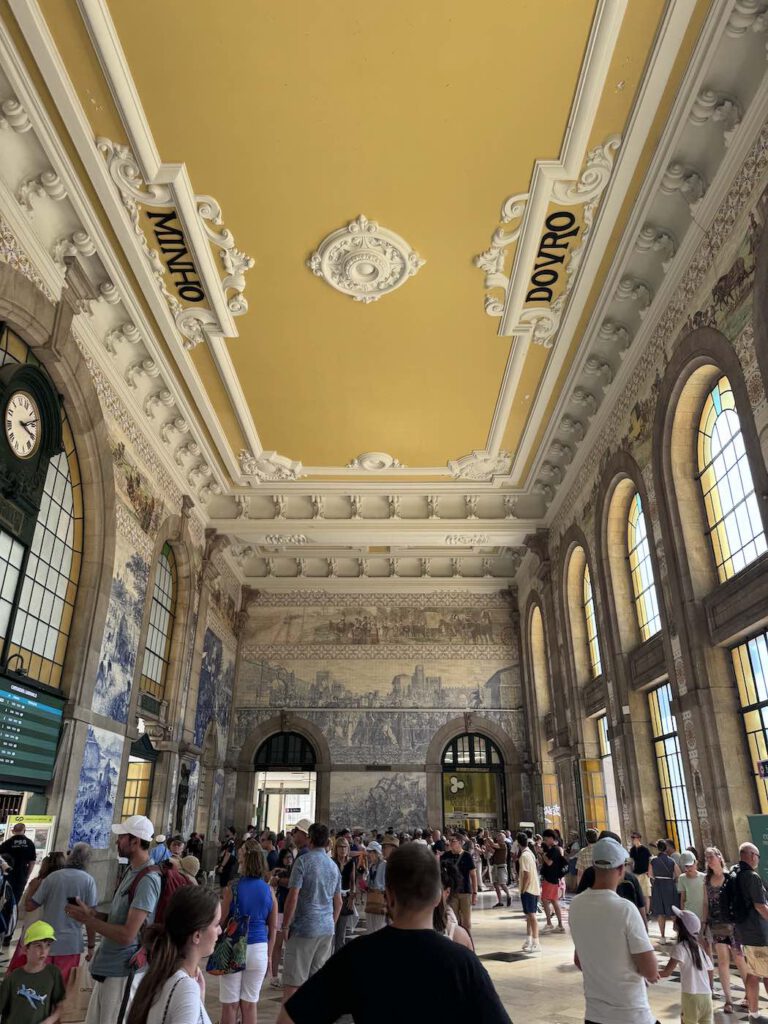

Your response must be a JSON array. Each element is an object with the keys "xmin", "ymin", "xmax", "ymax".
[{"xmin": 516, "ymin": 140, "xmax": 768, "ymax": 859}]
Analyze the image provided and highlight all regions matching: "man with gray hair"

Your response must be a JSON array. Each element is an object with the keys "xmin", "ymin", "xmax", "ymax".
[
  {"xmin": 733, "ymin": 842, "xmax": 768, "ymax": 1023},
  {"xmin": 29, "ymin": 842, "xmax": 97, "ymax": 983},
  {"xmin": 569, "ymin": 836, "xmax": 660, "ymax": 1024}
]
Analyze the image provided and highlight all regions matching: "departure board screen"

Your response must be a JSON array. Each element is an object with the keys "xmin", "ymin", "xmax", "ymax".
[{"xmin": 0, "ymin": 677, "xmax": 64, "ymax": 788}]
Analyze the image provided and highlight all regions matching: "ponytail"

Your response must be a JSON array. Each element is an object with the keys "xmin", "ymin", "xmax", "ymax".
[
  {"xmin": 125, "ymin": 886, "xmax": 220, "ymax": 1024},
  {"xmin": 126, "ymin": 926, "xmax": 180, "ymax": 1024}
]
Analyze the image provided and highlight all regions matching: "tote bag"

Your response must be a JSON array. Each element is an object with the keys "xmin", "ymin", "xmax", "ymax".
[{"xmin": 205, "ymin": 879, "xmax": 250, "ymax": 976}]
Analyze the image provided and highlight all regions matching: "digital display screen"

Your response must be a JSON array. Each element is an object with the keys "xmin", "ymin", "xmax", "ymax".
[{"xmin": 0, "ymin": 676, "xmax": 64, "ymax": 789}]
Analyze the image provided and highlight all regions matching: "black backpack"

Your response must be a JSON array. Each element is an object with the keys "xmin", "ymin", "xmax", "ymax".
[{"xmin": 723, "ymin": 865, "xmax": 751, "ymax": 923}]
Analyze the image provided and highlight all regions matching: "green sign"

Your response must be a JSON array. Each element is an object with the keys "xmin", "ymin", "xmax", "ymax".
[{"xmin": 747, "ymin": 814, "xmax": 768, "ymax": 886}]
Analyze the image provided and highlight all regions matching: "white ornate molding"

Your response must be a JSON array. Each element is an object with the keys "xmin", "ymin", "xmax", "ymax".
[
  {"xmin": 445, "ymin": 534, "xmax": 490, "ymax": 545},
  {"xmin": 307, "ymin": 215, "xmax": 424, "ymax": 303},
  {"xmin": 0, "ymin": 96, "xmax": 30, "ymax": 132},
  {"xmin": 448, "ymin": 450, "xmax": 512, "ymax": 481},
  {"xmin": 239, "ymin": 450, "xmax": 303, "ymax": 483},
  {"xmin": 346, "ymin": 451, "xmax": 404, "ymax": 471},
  {"xmin": 16, "ymin": 168, "xmax": 66, "ymax": 214},
  {"xmin": 474, "ymin": 134, "xmax": 621, "ymax": 338},
  {"xmin": 264, "ymin": 534, "xmax": 308, "ymax": 545},
  {"xmin": 96, "ymin": 137, "xmax": 254, "ymax": 349}
]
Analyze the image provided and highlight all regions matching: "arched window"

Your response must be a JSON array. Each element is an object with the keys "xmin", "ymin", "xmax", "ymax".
[
  {"xmin": 0, "ymin": 326, "xmax": 82, "ymax": 687},
  {"xmin": 441, "ymin": 733, "xmax": 502, "ymax": 768},
  {"xmin": 627, "ymin": 492, "xmax": 661, "ymax": 640},
  {"xmin": 255, "ymin": 732, "xmax": 317, "ymax": 769},
  {"xmin": 698, "ymin": 375, "xmax": 767, "ymax": 582},
  {"xmin": 138, "ymin": 543, "xmax": 177, "ymax": 704},
  {"xmin": 583, "ymin": 564, "xmax": 602, "ymax": 678}
]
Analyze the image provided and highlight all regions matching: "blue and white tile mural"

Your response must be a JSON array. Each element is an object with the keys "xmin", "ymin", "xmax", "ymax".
[
  {"xmin": 92, "ymin": 529, "xmax": 149, "ymax": 723},
  {"xmin": 181, "ymin": 759, "xmax": 199, "ymax": 837},
  {"xmin": 70, "ymin": 725, "xmax": 124, "ymax": 848},
  {"xmin": 211, "ymin": 767, "xmax": 225, "ymax": 837},
  {"xmin": 194, "ymin": 629, "xmax": 236, "ymax": 747}
]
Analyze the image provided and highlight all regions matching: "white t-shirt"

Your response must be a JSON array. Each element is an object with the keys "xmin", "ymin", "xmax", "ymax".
[
  {"xmin": 670, "ymin": 941, "xmax": 713, "ymax": 995},
  {"xmin": 518, "ymin": 847, "xmax": 540, "ymax": 896},
  {"xmin": 146, "ymin": 971, "xmax": 212, "ymax": 1024},
  {"xmin": 569, "ymin": 888, "xmax": 655, "ymax": 1024}
]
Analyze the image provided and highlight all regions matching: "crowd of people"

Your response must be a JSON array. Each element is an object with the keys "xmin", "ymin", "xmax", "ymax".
[{"xmin": 0, "ymin": 815, "xmax": 767, "ymax": 1023}]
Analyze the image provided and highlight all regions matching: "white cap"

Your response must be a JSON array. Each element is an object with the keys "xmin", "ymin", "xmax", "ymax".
[
  {"xmin": 591, "ymin": 837, "xmax": 629, "ymax": 869},
  {"xmin": 679, "ymin": 851, "xmax": 696, "ymax": 868},
  {"xmin": 112, "ymin": 815, "xmax": 154, "ymax": 843},
  {"xmin": 366, "ymin": 841, "xmax": 383, "ymax": 854},
  {"xmin": 672, "ymin": 905, "xmax": 701, "ymax": 934}
]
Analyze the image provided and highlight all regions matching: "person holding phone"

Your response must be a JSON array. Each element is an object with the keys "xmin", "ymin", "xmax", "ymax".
[{"xmin": 29, "ymin": 843, "xmax": 98, "ymax": 983}]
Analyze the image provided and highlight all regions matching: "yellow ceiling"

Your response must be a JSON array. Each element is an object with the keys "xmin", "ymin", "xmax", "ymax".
[{"xmin": 31, "ymin": 0, "xmax": 692, "ymax": 478}]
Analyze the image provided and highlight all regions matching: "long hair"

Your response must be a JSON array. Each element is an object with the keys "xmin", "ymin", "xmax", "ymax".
[
  {"xmin": 434, "ymin": 859, "xmax": 460, "ymax": 932},
  {"xmin": 332, "ymin": 839, "xmax": 350, "ymax": 869},
  {"xmin": 126, "ymin": 886, "xmax": 220, "ymax": 1024},
  {"xmin": 39, "ymin": 851, "xmax": 65, "ymax": 878},
  {"xmin": 704, "ymin": 846, "xmax": 725, "ymax": 885},
  {"xmin": 674, "ymin": 915, "xmax": 703, "ymax": 971}
]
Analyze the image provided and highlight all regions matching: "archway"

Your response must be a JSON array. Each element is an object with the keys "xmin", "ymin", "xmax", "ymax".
[
  {"xmin": 253, "ymin": 732, "xmax": 317, "ymax": 833},
  {"xmin": 235, "ymin": 715, "xmax": 332, "ymax": 827},
  {"xmin": 440, "ymin": 733, "xmax": 506, "ymax": 831}
]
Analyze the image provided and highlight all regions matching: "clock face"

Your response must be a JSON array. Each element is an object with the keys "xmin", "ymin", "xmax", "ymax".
[{"xmin": 4, "ymin": 391, "xmax": 41, "ymax": 460}]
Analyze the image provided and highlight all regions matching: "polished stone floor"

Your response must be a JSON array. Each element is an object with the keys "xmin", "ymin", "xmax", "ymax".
[{"xmin": 202, "ymin": 888, "xmax": 763, "ymax": 1023}]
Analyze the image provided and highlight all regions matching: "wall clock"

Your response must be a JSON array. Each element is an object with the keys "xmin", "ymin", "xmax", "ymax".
[{"xmin": 4, "ymin": 391, "xmax": 41, "ymax": 461}]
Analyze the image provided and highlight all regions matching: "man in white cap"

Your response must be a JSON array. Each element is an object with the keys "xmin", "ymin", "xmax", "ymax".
[
  {"xmin": 66, "ymin": 814, "xmax": 161, "ymax": 1024},
  {"xmin": 569, "ymin": 836, "xmax": 660, "ymax": 1024},
  {"xmin": 292, "ymin": 819, "xmax": 311, "ymax": 857}
]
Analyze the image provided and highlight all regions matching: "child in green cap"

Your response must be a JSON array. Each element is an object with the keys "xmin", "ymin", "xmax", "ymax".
[{"xmin": 0, "ymin": 921, "xmax": 65, "ymax": 1023}]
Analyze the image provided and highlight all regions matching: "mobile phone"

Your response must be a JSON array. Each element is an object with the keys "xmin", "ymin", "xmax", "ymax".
[{"xmin": 67, "ymin": 897, "xmax": 78, "ymax": 905}]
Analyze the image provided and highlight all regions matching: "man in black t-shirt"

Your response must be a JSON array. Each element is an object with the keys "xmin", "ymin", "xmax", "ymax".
[
  {"xmin": 441, "ymin": 835, "xmax": 478, "ymax": 934},
  {"xmin": 0, "ymin": 823, "xmax": 36, "ymax": 904},
  {"xmin": 431, "ymin": 829, "xmax": 446, "ymax": 856},
  {"xmin": 215, "ymin": 826, "xmax": 237, "ymax": 892},
  {"xmin": 277, "ymin": 843, "xmax": 511, "ymax": 1024},
  {"xmin": 629, "ymin": 832, "xmax": 652, "ymax": 904}
]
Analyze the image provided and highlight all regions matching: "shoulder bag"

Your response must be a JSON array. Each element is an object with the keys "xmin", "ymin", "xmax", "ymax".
[{"xmin": 205, "ymin": 879, "xmax": 250, "ymax": 976}]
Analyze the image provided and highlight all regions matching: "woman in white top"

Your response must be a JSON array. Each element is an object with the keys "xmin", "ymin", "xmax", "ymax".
[{"xmin": 126, "ymin": 886, "xmax": 221, "ymax": 1024}]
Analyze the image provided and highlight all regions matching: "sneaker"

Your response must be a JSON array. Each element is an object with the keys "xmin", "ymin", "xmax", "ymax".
[
  {"xmin": 543, "ymin": 922, "xmax": 554, "ymax": 931},
  {"xmin": 492, "ymin": 902, "xmax": 504, "ymax": 908},
  {"xmin": 506, "ymin": 895, "xmax": 512, "ymax": 907},
  {"xmin": 555, "ymin": 925, "xmax": 566, "ymax": 933},
  {"xmin": 269, "ymin": 976, "xmax": 282, "ymax": 989},
  {"xmin": 521, "ymin": 938, "xmax": 532, "ymax": 951},
  {"xmin": 526, "ymin": 942, "xmax": 542, "ymax": 954}
]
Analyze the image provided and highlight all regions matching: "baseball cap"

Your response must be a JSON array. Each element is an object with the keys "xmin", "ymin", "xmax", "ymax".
[
  {"xmin": 591, "ymin": 837, "xmax": 629, "ymax": 869},
  {"xmin": 25, "ymin": 921, "xmax": 55, "ymax": 944},
  {"xmin": 679, "ymin": 851, "xmax": 697, "ymax": 868},
  {"xmin": 366, "ymin": 841, "xmax": 383, "ymax": 854},
  {"xmin": 293, "ymin": 819, "xmax": 311, "ymax": 834},
  {"xmin": 112, "ymin": 815, "xmax": 154, "ymax": 843},
  {"xmin": 672, "ymin": 905, "xmax": 701, "ymax": 934}
]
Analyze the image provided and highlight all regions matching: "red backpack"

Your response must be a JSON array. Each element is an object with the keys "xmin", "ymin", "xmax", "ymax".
[{"xmin": 128, "ymin": 859, "xmax": 191, "ymax": 924}]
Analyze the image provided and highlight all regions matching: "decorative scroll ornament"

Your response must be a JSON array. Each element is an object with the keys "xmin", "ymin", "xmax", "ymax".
[
  {"xmin": 96, "ymin": 138, "xmax": 254, "ymax": 348},
  {"xmin": 447, "ymin": 449, "xmax": 511, "ymax": 481},
  {"xmin": 474, "ymin": 135, "xmax": 621, "ymax": 343},
  {"xmin": 239, "ymin": 449, "xmax": 303, "ymax": 483},
  {"xmin": 346, "ymin": 451, "xmax": 404, "ymax": 471},
  {"xmin": 308, "ymin": 215, "xmax": 425, "ymax": 302}
]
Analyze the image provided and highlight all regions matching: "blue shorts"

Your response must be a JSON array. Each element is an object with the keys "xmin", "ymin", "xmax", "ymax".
[{"xmin": 521, "ymin": 892, "xmax": 538, "ymax": 915}]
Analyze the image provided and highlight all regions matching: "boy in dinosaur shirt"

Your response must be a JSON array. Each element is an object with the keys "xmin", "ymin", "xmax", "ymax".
[{"xmin": 0, "ymin": 921, "xmax": 65, "ymax": 1024}]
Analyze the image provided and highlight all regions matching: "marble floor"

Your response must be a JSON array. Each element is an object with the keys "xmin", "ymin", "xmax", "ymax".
[{"xmin": 202, "ymin": 889, "xmax": 765, "ymax": 1024}]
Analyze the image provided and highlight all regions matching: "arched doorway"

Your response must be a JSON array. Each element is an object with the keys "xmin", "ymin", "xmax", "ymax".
[
  {"xmin": 254, "ymin": 732, "xmax": 317, "ymax": 833},
  {"xmin": 441, "ymin": 733, "xmax": 506, "ymax": 831}
]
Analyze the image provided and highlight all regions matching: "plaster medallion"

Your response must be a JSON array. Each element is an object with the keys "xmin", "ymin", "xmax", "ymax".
[
  {"xmin": 307, "ymin": 215, "xmax": 425, "ymax": 302},
  {"xmin": 346, "ymin": 452, "xmax": 404, "ymax": 471}
]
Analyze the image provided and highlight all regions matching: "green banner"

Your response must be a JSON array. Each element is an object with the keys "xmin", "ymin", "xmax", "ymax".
[{"xmin": 747, "ymin": 814, "xmax": 768, "ymax": 885}]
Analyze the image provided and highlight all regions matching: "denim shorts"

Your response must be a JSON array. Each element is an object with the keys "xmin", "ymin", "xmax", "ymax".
[{"xmin": 521, "ymin": 892, "xmax": 538, "ymax": 914}]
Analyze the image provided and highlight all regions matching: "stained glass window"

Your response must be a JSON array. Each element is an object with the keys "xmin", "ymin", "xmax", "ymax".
[
  {"xmin": 583, "ymin": 564, "xmax": 602, "ymax": 678},
  {"xmin": 138, "ymin": 543, "xmax": 177, "ymax": 702},
  {"xmin": 648, "ymin": 683, "xmax": 693, "ymax": 850},
  {"xmin": 0, "ymin": 326, "xmax": 82, "ymax": 688},
  {"xmin": 698, "ymin": 375, "xmax": 767, "ymax": 582},
  {"xmin": 731, "ymin": 631, "xmax": 768, "ymax": 813},
  {"xmin": 627, "ymin": 492, "xmax": 662, "ymax": 640}
]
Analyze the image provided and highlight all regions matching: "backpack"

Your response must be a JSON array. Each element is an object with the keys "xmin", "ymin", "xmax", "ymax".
[
  {"xmin": 723, "ymin": 865, "xmax": 750, "ymax": 924},
  {"xmin": 128, "ymin": 859, "xmax": 191, "ymax": 925}
]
